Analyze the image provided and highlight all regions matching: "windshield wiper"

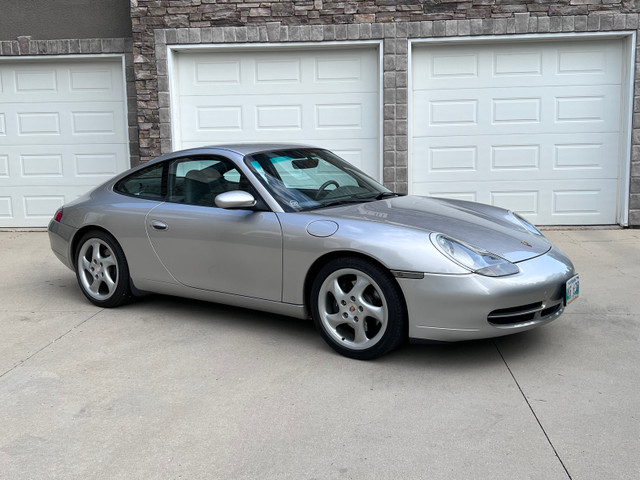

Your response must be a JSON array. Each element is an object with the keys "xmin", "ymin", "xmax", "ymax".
[
  {"xmin": 306, "ymin": 198, "xmax": 370, "ymax": 211},
  {"xmin": 373, "ymin": 192, "xmax": 404, "ymax": 200},
  {"xmin": 305, "ymin": 192, "xmax": 404, "ymax": 211},
  {"xmin": 353, "ymin": 191, "xmax": 404, "ymax": 201}
]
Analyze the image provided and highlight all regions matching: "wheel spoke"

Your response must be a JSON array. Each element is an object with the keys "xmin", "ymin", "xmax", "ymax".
[
  {"xmin": 101, "ymin": 254, "xmax": 117, "ymax": 268},
  {"xmin": 90, "ymin": 240, "xmax": 102, "ymax": 262},
  {"xmin": 324, "ymin": 312, "xmax": 345, "ymax": 330},
  {"xmin": 361, "ymin": 304, "xmax": 385, "ymax": 323},
  {"xmin": 103, "ymin": 274, "xmax": 116, "ymax": 294},
  {"xmin": 81, "ymin": 256, "xmax": 92, "ymax": 273},
  {"xmin": 327, "ymin": 278, "xmax": 348, "ymax": 305},
  {"xmin": 351, "ymin": 276, "xmax": 371, "ymax": 301},
  {"xmin": 353, "ymin": 322, "xmax": 368, "ymax": 344},
  {"xmin": 88, "ymin": 278, "xmax": 101, "ymax": 294}
]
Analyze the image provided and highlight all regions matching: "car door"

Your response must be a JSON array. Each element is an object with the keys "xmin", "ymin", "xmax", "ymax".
[{"xmin": 145, "ymin": 155, "xmax": 283, "ymax": 302}]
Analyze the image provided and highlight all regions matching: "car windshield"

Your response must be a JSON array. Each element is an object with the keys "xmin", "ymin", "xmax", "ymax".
[{"xmin": 245, "ymin": 148, "xmax": 393, "ymax": 212}]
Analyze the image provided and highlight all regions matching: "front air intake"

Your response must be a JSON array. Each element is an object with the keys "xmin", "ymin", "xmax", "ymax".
[{"xmin": 488, "ymin": 299, "xmax": 564, "ymax": 327}]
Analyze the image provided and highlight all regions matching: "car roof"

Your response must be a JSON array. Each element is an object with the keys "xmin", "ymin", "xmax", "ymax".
[{"xmin": 201, "ymin": 143, "xmax": 318, "ymax": 156}]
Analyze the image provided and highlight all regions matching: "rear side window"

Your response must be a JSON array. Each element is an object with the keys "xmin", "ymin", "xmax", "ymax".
[{"xmin": 114, "ymin": 164, "xmax": 165, "ymax": 200}]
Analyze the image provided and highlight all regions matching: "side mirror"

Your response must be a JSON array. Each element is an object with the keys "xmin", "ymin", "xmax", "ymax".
[{"xmin": 214, "ymin": 190, "xmax": 257, "ymax": 209}]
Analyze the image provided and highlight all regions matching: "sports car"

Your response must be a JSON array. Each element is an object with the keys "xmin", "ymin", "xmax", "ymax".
[{"xmin": 48, "ymin": 144, "xmax": 579, "ymax": 359}]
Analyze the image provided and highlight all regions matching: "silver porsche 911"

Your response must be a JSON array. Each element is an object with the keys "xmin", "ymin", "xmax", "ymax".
[{"xmin": 48, "ymin": 144, "xmax": 579, "ymax": 359}]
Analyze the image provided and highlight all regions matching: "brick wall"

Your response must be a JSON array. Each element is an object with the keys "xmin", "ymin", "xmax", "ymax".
[
  {"xmin": 131, "ymin": 0, "xmax": 640, "ymax": 225},
  {"xmin": 0, "ymin": 0, "xmax": 132, "ymax": 41}
]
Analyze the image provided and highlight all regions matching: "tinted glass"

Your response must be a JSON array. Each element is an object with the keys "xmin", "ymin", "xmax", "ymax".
[
  {"xmin": 114, "ymin": 163, "xmax": 165, "ymax": 200},
  {"xmin": 246, "ymin": 148, "xmax": 389, "ymax": 212},
  {"xmin": 167, "ymin": 156, "xmax": 253, "ymax": 207}
]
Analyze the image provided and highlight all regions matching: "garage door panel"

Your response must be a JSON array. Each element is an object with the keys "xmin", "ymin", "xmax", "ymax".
[
  {"xmin": 180, "ymin": 93, "xmax": 377, "ymax": 142},
  {"xmin": 0, "ymin": 144, "xmax": 127, "ymax": 186},
  {"xmin": 0, "ymin": 193, "xmax": 64, "ymax": 225},
  {"xmin": 419, "ymin": 179, "xmax": 618, "ymax": 225},
  {"xmin": 4, "ymin": 109, "xmax": 63, "ymax": 138},
  {"xmin": 0, "ymin": 186, "xmax": 93, "ymax": 228},
  {"xmin": 412, "ymin": 40, "xmax": 622, "ymax": 91},
  {"xmin": 0, "ymin": 103, "xmax": 126, "ymax": 145},
  {"xmin": 67, "ymin": 64, "xmax": 124, "ymax": 100},
  {"xmin": 175, "ymin": 47, "xmax": 380, "ymax": 178},
  {"xmin": 180, "ymin": 49, "xmax": 377, "ymax": 97},
  {"xmin": 69, "ymin": 108, "xmax": 125, "ymax": 139},
  {"xmin": 414, "ymin": 133, "xmax": 619, "ymax": 183},
  {"xmin": 414, "ymin": 85, "xmax": 621, "ymax": 136},
  {"xmin": 412, "ymin": 39, "xmax": 624, "ymax": 225},
  {"xmin": 555, "ymin": 43, "xmax": 622, "ymax": 82},
  {"xmin": 0, "ymin": 58, "xmax": 129, "ymax": 227},
  {"xmin": 72, "ymin": 151, "xmax": 123, "ymax": 178},
  {"xmin": 0, "ymin": 61, "xmax": 124, "ymax": 104}
]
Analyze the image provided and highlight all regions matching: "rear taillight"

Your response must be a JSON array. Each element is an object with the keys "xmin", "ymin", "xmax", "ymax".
[{"xmin": 53, "ymin": 208, "xmax": 63, "ymax": 222}]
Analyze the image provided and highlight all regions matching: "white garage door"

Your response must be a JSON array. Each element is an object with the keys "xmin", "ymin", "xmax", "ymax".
[
  {"xmin": 172, "ymin": 47, "xmax": 380, "ymax": 178},
  {"xmin": 0, "ymin": 57, "xmax": 129, "ymax": 227},
  {"xmin": 412, "ymin": 39, "xmax": 625, "ymax": 225}
]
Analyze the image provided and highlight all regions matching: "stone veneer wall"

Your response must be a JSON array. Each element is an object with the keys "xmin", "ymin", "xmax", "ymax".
[
  {"xmin": 0, "ymin": 37, "xmax": 140, "ymax": 167},
  {"xmin": 130, "ymin": 1, "xmax": 640, "ymax": 225}
]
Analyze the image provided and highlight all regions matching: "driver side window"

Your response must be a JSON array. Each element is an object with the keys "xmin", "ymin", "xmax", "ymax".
[{"xmin": 167, "ymin": 156, "xmax": 251, "ymax": 207}]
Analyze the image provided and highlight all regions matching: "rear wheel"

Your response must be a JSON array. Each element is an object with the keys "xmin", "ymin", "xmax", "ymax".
[
  {"xmin": 75, "ymin": 231, "xmax": 132, "ymax": 308},
  {"xmin": 311, "ymin": 257, "xmax": 407, "ymax": 359}
]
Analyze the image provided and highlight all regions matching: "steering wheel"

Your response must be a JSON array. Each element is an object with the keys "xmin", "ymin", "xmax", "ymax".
[{"xmin": 316, "ymin": 180, "xmax": 340, "ymax": 199}]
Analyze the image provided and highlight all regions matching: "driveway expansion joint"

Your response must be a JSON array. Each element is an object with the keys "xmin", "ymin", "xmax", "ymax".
[
  {"xmin": 494, "ymin": 341, "xmax": 574, "ymax": 480},
  {"xmin": 0, "ymin": 309, "xmax": 103, "ymax": 379}
]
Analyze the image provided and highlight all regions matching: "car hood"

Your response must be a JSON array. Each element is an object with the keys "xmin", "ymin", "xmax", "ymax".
[{"xmin": 314, "ymin": 195, "xmax": 551, "ymax": 263}]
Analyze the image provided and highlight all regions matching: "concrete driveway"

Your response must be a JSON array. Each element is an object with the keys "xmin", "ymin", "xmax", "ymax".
[{"xmin": 0, "ymin": 229, "xmax": 638, "ymax": 480}]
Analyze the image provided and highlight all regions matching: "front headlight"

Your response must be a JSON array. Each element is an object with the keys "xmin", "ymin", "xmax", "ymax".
[{"xmin": 432, "ymin": 234, "xmax": 520, "ymax": 277}]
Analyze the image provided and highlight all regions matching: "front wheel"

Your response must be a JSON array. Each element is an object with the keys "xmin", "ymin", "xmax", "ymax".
[
  {"xmin": 75, "ymin": 230, "xmax": 132, "ymax": 308},
  {"xmin": 311, "ymin": 257, "xmax": 407, "ymax": 359}
]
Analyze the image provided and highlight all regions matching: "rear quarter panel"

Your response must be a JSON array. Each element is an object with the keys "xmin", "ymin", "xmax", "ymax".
[{"xmin": 64, "ymin": 189, "xmax": 176, "ymax": 289}]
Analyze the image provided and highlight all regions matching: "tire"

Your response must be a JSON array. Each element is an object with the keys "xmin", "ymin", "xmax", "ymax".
[
  {"xmin": 311, "ymin": 257, "xmax": 407, "ymax": 360},
  {"xmin": 75, "ymin": 230, "xmax": 132, "ymax": 308}
]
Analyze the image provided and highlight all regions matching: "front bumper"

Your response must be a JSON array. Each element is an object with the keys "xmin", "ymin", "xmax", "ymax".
[{"xmin": 399, "ymin": 247, "xmax": 576, "ymax": 342}]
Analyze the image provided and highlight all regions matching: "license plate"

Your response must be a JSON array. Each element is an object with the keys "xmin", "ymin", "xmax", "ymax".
[{"xmin": 566, "ymin": 275, "xmax": 580, "ymax": 305}]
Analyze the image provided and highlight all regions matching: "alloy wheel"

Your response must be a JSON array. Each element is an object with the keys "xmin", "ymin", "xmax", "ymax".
[
  {"xmin": 78, "ymin": 238, "xmax": 119, "ymax": 301},
  {"xmin": 317, "ymin": 268, "xmax": 389, "ymax": 351}
]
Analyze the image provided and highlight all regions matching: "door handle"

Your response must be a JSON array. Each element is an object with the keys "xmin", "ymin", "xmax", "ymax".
[{"xmin": 150, "ymin": 220, "xmax": 168, "ymax": 231}]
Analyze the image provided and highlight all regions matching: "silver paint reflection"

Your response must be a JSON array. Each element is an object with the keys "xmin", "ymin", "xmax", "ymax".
[{"xmin": 48, "ymin": 143, "xmax": 576, "ymax": 343}]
